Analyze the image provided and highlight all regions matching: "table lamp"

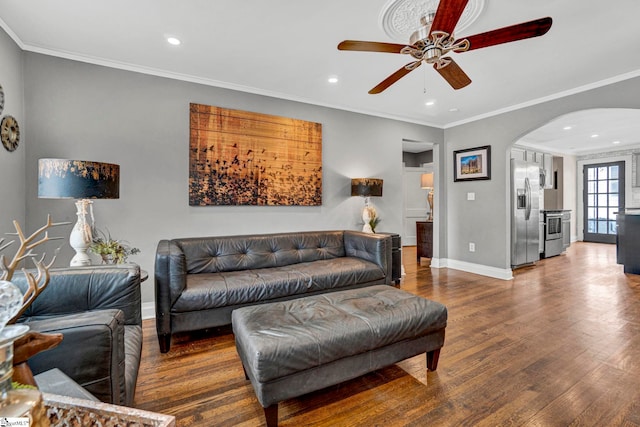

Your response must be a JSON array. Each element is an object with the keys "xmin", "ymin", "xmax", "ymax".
[
  {"xmin": 421, "ymin": 173, "xmax": 434, "ymax": 221},
  {"xmin": 351, "ymin": 178, "xmax": 383, "ymax": 233},
  {"xmin": 38, "ymin": 159, "xmax": 120, "ymax": 266}
]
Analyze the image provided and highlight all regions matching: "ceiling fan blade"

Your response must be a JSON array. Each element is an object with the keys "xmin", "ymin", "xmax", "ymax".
[
  {"xmin": 338, "ymin": 40, "xmax": 409, "ymax": 54},
  {"xmin": 369, "ymin": 62, "xmax": 422, "ymax": 94},
  {"xmin": 433, "ymin": 58, "xmax": 471, "ymax": 90},
  {"xmin": 429, "ymin": 0, "xmax": 469, "ymax": 37},
  {"xmin": 463, "ymin": 17, "xmax": 552, "ymax": 51}
]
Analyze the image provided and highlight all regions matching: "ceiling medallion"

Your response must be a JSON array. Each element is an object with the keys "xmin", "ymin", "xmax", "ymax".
[{"xmin": 379, "ymin": 0, "xmax": 486, "ymax": 42}]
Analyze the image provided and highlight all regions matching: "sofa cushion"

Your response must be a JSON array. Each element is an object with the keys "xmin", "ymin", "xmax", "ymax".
[
  {"xmin": 172, "ymin": 257, "xmax": 385, "ymax": 312},
  {"xmin": 176, "ymin": 231, "xmax": 346, "ymax": 274}
]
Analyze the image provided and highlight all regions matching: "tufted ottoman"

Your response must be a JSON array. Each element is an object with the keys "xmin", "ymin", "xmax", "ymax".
[{"xmin": 232, "ymin": 285, "xmax": 447, "ymax": 426}]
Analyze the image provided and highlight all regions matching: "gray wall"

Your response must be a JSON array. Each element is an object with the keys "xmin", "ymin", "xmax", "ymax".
[
  {"xmin": 22, "ymin": 52, "xmax": 443, "ymax": 304},
  {"xmin": 0, "ymin": 28, "xmax": 25, "ymax": 236},
  {"xmin": 444, "ymin": 76, "xmax": 640, "ymax": 271},
  {"xmin": 402, "ymin": 150, "xmax": 433, "ymax": 167}
]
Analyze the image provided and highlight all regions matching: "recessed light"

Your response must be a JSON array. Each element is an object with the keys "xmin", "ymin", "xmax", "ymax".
[
  {"xmin": 328, "ymin": 76, "xmax": 339, "ymax": 84},
  {"xmin": 167, "ymin": 37, "xmax": 181, "ymax": 46},
  {"xmin": 591, "ymin": 134, "xmax": 599, "ymax": 138},
  {"xmin": 563, "ymin": 126, "xmax": 572, "ymax": 130},
  {"xmin": 425, "ymin": 100, "xmax": 435, "ymax": 106},
  {"xmin": 613, "ymin": 140, "xmax": 621, "ymax": 144},
  {"xmin": 449, "ymin": 107, "xmax": 459, "ymax": 112}
]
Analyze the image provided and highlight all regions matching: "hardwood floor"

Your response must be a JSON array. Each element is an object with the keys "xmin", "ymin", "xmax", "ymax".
[{"xmin": 134, "ymin": 243, "xmax": 640, "ymax": 426}]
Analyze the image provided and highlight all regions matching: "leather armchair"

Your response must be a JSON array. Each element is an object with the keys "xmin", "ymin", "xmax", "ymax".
[{"xmin": 12, "ymin": 264, "xmax": 142, "ymax": 406}]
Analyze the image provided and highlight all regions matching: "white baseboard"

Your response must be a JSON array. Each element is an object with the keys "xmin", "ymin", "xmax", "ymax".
[
  {"xmin": 430, "ymin": 258, "xmax": 513, "ymax": 280},
  {"xmin": 142, "ymin": 302, "xmax": 155, "ymax": 320}
]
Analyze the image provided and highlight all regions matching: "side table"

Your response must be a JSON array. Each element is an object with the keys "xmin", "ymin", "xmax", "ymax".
[
  {"xmin": 377, "ymin": 232, "xmax": 402, "ymax": 285},
  {"xmin": 416, "ymin": 221, "xmax": 433, "ymax": 261}
]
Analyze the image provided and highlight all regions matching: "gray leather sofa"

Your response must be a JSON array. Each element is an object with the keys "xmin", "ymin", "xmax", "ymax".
[
  {"xmin": 155, "ymin": 230, "xmax": 392, "ymax": 353},
  {"xmin": 13, "ymin": 264, "xmax": 142, "ymax": 406}
]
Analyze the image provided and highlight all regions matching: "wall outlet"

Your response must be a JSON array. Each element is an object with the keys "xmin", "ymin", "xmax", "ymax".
[
  {"xmin": 467, "ymin": 192, "xmax": 476, "ymax": 201},
  {"xmin": 469, "ymin": 242, "xmax": 476, "ymax": 252}
]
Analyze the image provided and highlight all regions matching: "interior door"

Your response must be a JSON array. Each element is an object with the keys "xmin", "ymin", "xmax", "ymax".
[
  {"xmin": 583, "ymin": 161, "xmax": 625, "ymax": 244},
  {"xmin": 402, "ymin": 165, "xmax": 432, "ymax": 246}
]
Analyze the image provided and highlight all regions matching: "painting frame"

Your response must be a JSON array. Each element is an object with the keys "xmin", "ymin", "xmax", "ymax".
[
  {"xmin": 453, "ymin": 145, "xmax": 491, "ymax": 182},
  {"xmin": 188, "ymin": 103, "xmax": 322, "ymax": 206}
]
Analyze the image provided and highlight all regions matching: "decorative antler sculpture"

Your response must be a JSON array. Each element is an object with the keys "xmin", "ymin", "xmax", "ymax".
[
  {"xmin": 0, "ymin": 215, "xmax": 69, "ymax": 387},
  {"xmin": 1, "ymin": 215, "xmax": 69, "ymax": 325}
]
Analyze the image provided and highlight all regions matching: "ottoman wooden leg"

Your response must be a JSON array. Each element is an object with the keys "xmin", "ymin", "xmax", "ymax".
[
  {"xmin": 426, "ymin": 348, "xmax": 441, "ymax": 371},
  {"xmin": 264, "ymin": 404, "xmax": 278, "ymax": 427},
  {"xmin": 242, "ymin": 365, "xmax": 249, "ymax": 380}
]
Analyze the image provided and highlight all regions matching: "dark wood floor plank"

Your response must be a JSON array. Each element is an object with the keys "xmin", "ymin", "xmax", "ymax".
[{"xmin": 134, "ymin": 243, "xmax": 640, "ymax": 426}]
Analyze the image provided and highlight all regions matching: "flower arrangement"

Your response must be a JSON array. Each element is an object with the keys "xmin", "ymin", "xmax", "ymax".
[{"xmin": 90, "ymin": 229, "xmax": 140, "ymax": 264}]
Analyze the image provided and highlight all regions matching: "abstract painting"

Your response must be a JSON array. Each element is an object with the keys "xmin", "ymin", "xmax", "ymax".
[{"xmin": 189, "ymin": 103, "xmax": 322, "ymax": 206}]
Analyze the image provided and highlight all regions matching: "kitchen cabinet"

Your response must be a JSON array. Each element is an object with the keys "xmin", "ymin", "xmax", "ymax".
[
  {"xmin": 416, "ymin": 221, "xmax": 433, "ymax": 260},
  {"xmin": 616, "ymin": 210, "xmax": 640, "ymax": 274},
  {"xmin": 511, "ymin": 147, "xmax": 526, "ymax": 161},
  {"xmin": 542, "ymin": 153, "xmax": 554, "ymax": 189},
  {"xmin": 562, "ymin": 211, "xmax": 571, "ymax": 250}
]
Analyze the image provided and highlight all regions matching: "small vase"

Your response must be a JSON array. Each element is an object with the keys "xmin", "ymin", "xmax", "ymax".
[
  {"xmin": 0, "ymin": 325, "xmax": 50, "ymax": 426},
  {"xmin": 0, "ymin": 281, "xmax": 50, "ymax": 425},
  {"xmin": 101, "ymin": 254, "xmax": 116, "ymax": 264}
]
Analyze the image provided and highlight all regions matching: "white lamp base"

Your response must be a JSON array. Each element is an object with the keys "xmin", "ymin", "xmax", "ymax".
[
  {"xmin": 361, "ymin": 198, "xmax": 377, "ymax": 234},
  {"xmin": 69, "ymin": 199, "xmax": 93, "ymax": 267}
]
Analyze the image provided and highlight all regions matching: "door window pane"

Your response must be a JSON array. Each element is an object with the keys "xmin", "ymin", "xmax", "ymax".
[
  {"xmin": 609, "ymin": 208, "xmax": 618, "ymax": 220},
  {"xmin": 588, "ymin": 207, "xmax": 596, "ymax": 219},
  {"xmin": 588, "ymin": 220, "xmax": 596, "ymax": 232},
  {"xmin": 598, "ymin": 221, "xmax": 608, "ymax": 233},
  {"xmin": 598, "ymin": 167, "xmax": 608, "ymax": 179},
  {"xmin": 588, "ymin": 181, "xmax": 596, "ymax": 194},
  {"xmin": 598, "ymin": 180, "xmax": 608, "ymax": 193},
  {"xmin": 609, "ymin": 194, "xmax": 619, "ymax": 207},
  {"xmin": 598, "ymin": 208, "xmax": 608, "ymax": 220},
  {"xmin": 610, "ymin": 166, "xmax": 619, "ymax": 179},
  {"xmin": 608, "ymin": 222, "xmax": 617, "ymax": 234},
  {"xmin": 598, "ymin": 194, "xmax": 608, "ymax": 207},
  {"xmin": 588, "ymin": 168, "xmax": 596, "ymax": 180},
  {"xmin": 609, "ymin": 180, "xmax": 619, "ymax": 193}
]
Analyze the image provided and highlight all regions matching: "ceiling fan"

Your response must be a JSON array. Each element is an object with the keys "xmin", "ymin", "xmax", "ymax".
[{"xmin": 337, "ymin": 0, "xmax": 552, "ymax": 94}]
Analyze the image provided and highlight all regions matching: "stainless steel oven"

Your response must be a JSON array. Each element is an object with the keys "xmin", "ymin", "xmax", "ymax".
[
  {"xmin": 542, "ymin": 211, "xmax": 563, "ymax": 258},
  {"xmin": 545, "ymin": 213, "xmax": 562, "ymax": 240}
]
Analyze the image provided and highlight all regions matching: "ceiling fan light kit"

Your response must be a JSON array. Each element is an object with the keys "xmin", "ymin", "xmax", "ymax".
[{"xmin": 339, "ymin": 0, "xmax": 552, "ymax": 94}]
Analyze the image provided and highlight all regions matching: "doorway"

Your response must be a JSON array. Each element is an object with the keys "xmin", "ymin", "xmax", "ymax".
[{"xmin": 583, "ymin": 161, "xmax": 625, "ymax": 244}]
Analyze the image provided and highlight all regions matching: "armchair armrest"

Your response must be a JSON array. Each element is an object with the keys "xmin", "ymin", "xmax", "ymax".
[
  {"xmin": 24, "ymin": 309, "xmax": 127, "ymax": 405},
  {"xmin": 343, "ymin": 231, "xmax": 392, "ymax": 285},
  {"xmin": 13, "ymin": 264, "xmax": 142, "ymax": 326}
]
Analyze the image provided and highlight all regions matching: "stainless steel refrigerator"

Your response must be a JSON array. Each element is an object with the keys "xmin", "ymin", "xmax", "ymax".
[{"xmin": 511, "ymin": 159, "xmax": 540, "ymax": 267}]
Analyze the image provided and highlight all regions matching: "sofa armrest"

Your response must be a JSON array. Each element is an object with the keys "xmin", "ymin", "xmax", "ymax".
[
  {"xmin": 343, "ymin": 231, "xmax": 392, "ymax": 285},
  {"xmin": 154, "ymin": 240, "xmax": 187, "ymax": 344},
  {"xmin": 13, "ymin": 264, "xmax": 142, "ymax": 326},
  {"xmin": 24, "ymin": 309, "xmax": 127, "ymax": 405}
]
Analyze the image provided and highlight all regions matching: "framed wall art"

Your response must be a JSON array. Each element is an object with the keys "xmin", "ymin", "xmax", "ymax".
[
  {"xmin": 453, "ymin": 145, "xmax": 491, "ymax": 182},
  {"xmin": 189, "ymin": 103, "xmax": 322, "ymax": 206}
]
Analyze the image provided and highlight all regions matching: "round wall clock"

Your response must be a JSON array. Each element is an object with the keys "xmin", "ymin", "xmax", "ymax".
[
  {"xmin": 0, "ymin": 84, "xmax": 4, "ymax": 115},
  {"xmin": 1, "ymin": 115, "xmax": 20, "ymax": 152}
]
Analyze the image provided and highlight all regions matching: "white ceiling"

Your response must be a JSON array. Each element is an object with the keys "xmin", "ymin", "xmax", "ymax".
[{"xmin": 2, "ymin": 0, "xmax": 640, "ymax": 154}]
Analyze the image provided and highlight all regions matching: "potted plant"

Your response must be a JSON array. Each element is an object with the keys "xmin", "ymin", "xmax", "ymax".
[{"xmin": 90, "ymin": 228, "xmax": 140, "ymax": 264}]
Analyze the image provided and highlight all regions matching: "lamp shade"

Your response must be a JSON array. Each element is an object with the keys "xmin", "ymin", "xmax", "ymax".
[
  {"xmin": 351, "ymin": 178, "xmax": 383, "ymax": 197},
  {"xmin": 38, "ymin": 159, "xmax": 120, "ymax": 199},
  {"xmin": 421, "ymin": 173, "xmax": 434, "ymax": 189}
]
